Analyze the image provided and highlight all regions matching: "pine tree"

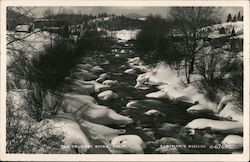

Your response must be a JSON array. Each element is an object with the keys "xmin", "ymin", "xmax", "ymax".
[
  {"xmin": 227, "ymin": 13, "xmax": 232, "ymax": 22},
  {"xmin": 237, "ymin": 12, "xmax": 241, "ymax": 21},
  {"xmin": 231, "ymin": 28, "xmax": 236, "ymax": 36},
  {"xmin": 232, "ymin": 15, "xmax": 237, "ymax": 22}
]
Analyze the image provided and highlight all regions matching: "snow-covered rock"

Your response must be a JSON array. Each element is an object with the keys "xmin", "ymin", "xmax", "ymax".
[
  {"xmin": 73, "ymin": 71, "xmax": 98, "ymax": 81},
  {"xmin": 125, "ymin": 99, "xmax": 165, "ymax": 109},
  {"xmin": 217, "ymin": 95, "xmax": 243, "ymax": 123},
  {"xmin": 72, "ymin": 80, "xmax": 110, "ymax": 93},
  {"xmin": 126, "ymin": 100, "xmax": 138, "ymax": 109},
  {"xmin": 102, "ymin": 80, "xmax": 118, "ymax": 86},
  {"xmin": 64, "ymin": 83, "xmax": 95, "ymax": 95},
  {"xmin": 97, "ymin": 90, "xmax": 119, "ymax": 100},
  {"xmin": 158, "ymin": 123, "xmax": 180, "ymax": 132},
  {"xmin": 63, "ymin": 94, "xmax": 133, "ymax": 125},
  {"xmin": 146, "ymin": 90, "xmax": 169, "ymax": 99},
  {"xmin": 185, "ymin": 118, "xmax": 243, "ymax": 134},
  {"xmin": 127, "ymin": 57, "xmax": 149, "ymax": 72},
  {"xmin": 39, "ymin": 115, "xmax": 91, "ymax": 153},
  {"xmin": 81, "ymin": 57, "xmax": 97, "ymax": 66},
  {"xmin": 144, "ymin": 109, "xmax": 165, "ymax": 116},
  {"xmin": 90, "ymin": 66, "xmax": 105, "ymax": 74},
  {"xmin": 217, "ymin": 95, "xmax": 234, "ymax": 112},
  {"xmin": 111, "ymin": 135, "xmax": 145, "ymax": 154},
  {"xmin": 187, "ymin": 104, "xmax": 215, "ymax": 114},
  {"xmin": 79, "ymin": 119, "xmax": 126, "ymax": 143},
  {"xmin": 219, "ymin": 102, "xmax": 243, "ymax": 123},
  {"xmin": 96, "ymin": 73, "xmax": 110, "ymax": 83},
  {"xmin": 76, "ymin": 64, "xmax": 93, "ymax": 71},
  {"xmin": 124, "ymin": 68, "xmax": 137, "ymax": 74},
  {"xmin": 221, "ymin": 135, "xmax": 243, "ymax": 150}
]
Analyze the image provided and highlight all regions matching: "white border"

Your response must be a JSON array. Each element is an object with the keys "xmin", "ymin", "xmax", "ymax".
[{"xmin": 0, "ymin": 0, "xmax": 249, "ymax": 161}]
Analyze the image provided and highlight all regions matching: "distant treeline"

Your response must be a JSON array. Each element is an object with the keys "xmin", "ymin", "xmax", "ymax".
[
  {"xmin": 45, "ymin": 13, "xmax": 143, "ymax": 30},
  {"xmin": 226, "ymin": 12, "xmax": 243, "ymax": 22}
]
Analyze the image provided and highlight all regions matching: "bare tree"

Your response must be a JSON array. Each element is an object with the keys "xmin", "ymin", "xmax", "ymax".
[{"xmin": 170, "ymin": 7, "xmax": 218, "ymax": 83}]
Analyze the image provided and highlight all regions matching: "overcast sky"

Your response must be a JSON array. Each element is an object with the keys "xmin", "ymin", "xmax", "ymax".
[{"xmin": 33, "ymin": 6, "xmax": 243, "ymax": 22}]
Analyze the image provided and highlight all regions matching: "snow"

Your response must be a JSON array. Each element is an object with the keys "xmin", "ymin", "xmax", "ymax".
[
  {"xmin": 7, "ymin": 31, "xmax": 60, "ymax": 54},
  {"xmin": 217, "ymin": 95, "xmax": 243, "ymax": 123},
  {"xmin": 127, "ymin": 57, "xmax": 149, "ymax": 72},
  {"xmin": 73, "ymin": 80, "xmax": 110, "ymax": 93},
  {"xmin": 63, "ymin": 93, "xmax": 133, "ymax": 125},
  {"xmin": 187, "ymin": 104, "xmax": 215, "ymax": 114},
  {"xmin": 111, "ymin": 135, "xmax": 145, "ymax": 154},
  {"xmin": 39, "ymin": 115, "xmax": 91, "ymax": 153},
  {"xmin": 65, "ymin": 82, "xmax": 95, "ymax": 95},
  {"xmin": 124, "ymin": 68, "xmax": 137, "ymax": 74},
  {"xmin": 97, "ymin": 90, "xmax": 119, "ymax": 100},
  {"xmin": 219, "ymin": 103, "xmax": 243, "ymax": 123},
  {"xmin": 106, "ymin": 29, "xmax": 140, "ymax": 42},
  {"xmin": 185, "ymin": 118, "xmax": 243, "ymax": 134},
  {"xmin": 76, "ymin": 64, "xmax": 93, "ymax": 71},
  {"xmin": 73, "ymin": 71, "xmax": 98, "ymax": 81},
  {"xmin": 79, "ymin": 119, "xmax": 126, "ymax": 143},
  {"xmin": 136, "ymin": 62, "xmax": 218, "ymax": 112},
  {"xmin": 15, "ymin": 25, "xmax": 30, "ymax": 32},
  {"xmin": 221, "ymin": 135, "xmax": 243, "ymax": 150},
  {"xmin": 96, "ymin": 73, "xmax": 111, "ymax": 83},
  {"xmin": 144, "ymin": 109, "xmax": 164, "ymax": 116},
  {"xmin": 200, "ymin": 21, "xmax": 243, "ymax": 39},
  {"xmin": 126, "ymin": 100, "xmax": 138, "ymax": 109},
  {"xmin": 102, "ymin": 80, "xmax": 118, "ymax": 86},
  {"xmin": 90, "ymin": 66, "xmax": 105, "ymax": 74}
]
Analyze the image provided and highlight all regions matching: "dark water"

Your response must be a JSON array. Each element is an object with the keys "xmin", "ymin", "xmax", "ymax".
[{"xmin": 91, "ymin": 46, "xmax": 241, "ymax": 154}]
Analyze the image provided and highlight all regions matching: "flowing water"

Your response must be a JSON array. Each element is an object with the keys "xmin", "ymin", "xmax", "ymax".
[{"xmin": 87, "ymin": 44, "xmax": 242, "ymax": 154}]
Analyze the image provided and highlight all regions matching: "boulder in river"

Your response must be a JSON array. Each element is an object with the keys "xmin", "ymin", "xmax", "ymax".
[
  {"xmin": 158, "ymin": 123, "xmax": 180, "ymax": 133},
  {"xmin": 221, "ymin": 135, "xmax": 243, "ymax": 150},
  {"xmin": 111, "ymin": 135, "xmax": 145, "ymax": 154},
  {"xmin": 39, "ymin": 114, "xmax": 91, "ymax": 154},
  {"xmin": 79, "ymin": 119, "xmax": 126, "ymax": 143},
  {"xmin": 219, "ymin": 102, "xmax": 243, "ymax": 123},
  {"xmin": 64, "ymin": 83, "xmax": 95, "ymax": 95},
  {"xmin": 124, "ymin": 68, "xmax": 137, "ymax": 74},
  {"xmin": 102, "ymin": 80, "xmax": 119, "ymax": 87},
  {"xmin": 187, "ymin": 104, "xmax": 215, "ymax": 114},
  {"xmin": 185, "ymin": 118, "xmax": 243, "ymax": 134},
  {"xmin": 90, "ymin": 66, "xmax": 105, "ymax": 74},
  {"xmin": 63, "ymin": 94, "xmax": 133, "ymax": 125},
  {"xmin": 75, "ymin": 63, "xmax": 93, "ymax": 71},
  {"xmin": 146, "ymin": 90, "xmax": 169, "ymax": 99},
  {"xmin": 96, "ymin": 73, "xmax": 111, "ymax": 83},
  {"xmin": 126, "ymin": 99, "xmax": 166, "ymax": 109},
  {"xmin": 144, "ymin": 109, "xmax": 165, "ymax": 116},
  {"xmin": 97, "ymin": 90, "xmax": 119, "ymax": 100},
  {"xmin": 73, "ymin": 71, "xmax": 98, "ymax": 81},
  {"xmin": 74, "ymin": 80, "xmax": 110, "ymax": 93}
]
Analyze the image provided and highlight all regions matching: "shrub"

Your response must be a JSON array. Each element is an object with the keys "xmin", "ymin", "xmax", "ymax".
[
  {"xmin": 23, "ymin": 82, "xmax": 63, "ymax": 122},
  {"xmin": 6, "ymin": 95, "xmax": 64, "ymax": 153},
  {"xmin": 28, "ymin": 41, "xmax": 76, "ymax": 90}
]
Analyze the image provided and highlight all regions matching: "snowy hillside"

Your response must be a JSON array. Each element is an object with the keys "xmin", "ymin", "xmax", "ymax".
[{"xmin": 200, "ymin": 21, "xmax": 243, "ymax": 39}]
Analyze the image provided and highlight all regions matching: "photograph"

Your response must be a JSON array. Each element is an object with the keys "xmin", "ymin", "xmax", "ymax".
[{"xmin": 0, "ymin": 0, "xmax": 249, "ymax": 161}]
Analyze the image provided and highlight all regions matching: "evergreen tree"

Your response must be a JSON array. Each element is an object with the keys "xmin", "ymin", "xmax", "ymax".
[
  {"xmin": 232, "ymin": 15, "xmax": 237, "ymax": 22},
  {"xmin": 237, "ymin": 12, "xmax": 241, "ymax": 21},
  {"xmin": 231, "ymin": 28, "xmax": 236, "ymax": 36},
  {"xmin": 227, "ymin": 13, "xmax": 232, "ymax": 22},
  {"xmin": 241, "ymin": 15, "xmax": 243, "ymax": 21}
]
